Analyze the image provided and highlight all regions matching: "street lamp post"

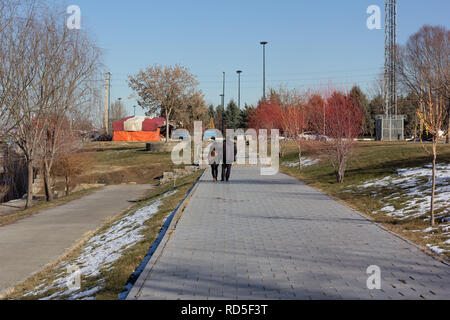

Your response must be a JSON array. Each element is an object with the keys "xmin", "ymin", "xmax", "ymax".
[
  {"xmin": 221, "ymin": 71, "xmax": 226, "ymax": 168},
  {"xmin": 221, "ymin": 72, "xmax": 225, "ymax": 134},
  {"xmin": 260, "ymin": 41, "xmax": 268, "ymax": 100},
  {"xmin": 133, "ymin": 105, "xmax": 136, "ymax": 116},
  {"xmin": 236, "ymin": 70, "xmax": 242, "ymax": 108}
]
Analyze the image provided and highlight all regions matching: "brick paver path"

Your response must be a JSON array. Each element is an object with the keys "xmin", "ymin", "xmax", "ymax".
[{"xmin": 129, "ymin": 167, "xmax": 450, "ymax": 300}]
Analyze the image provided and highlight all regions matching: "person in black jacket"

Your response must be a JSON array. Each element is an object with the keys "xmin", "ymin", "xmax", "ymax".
[
  {"xmin": 221, "ymin": 137, "xmax": 237, "ymax": 182},
  {"xmin": 208, "ymin": 137, "xmax": 220, "ymax": 182}
]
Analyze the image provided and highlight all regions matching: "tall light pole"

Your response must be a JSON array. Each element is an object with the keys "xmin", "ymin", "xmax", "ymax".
[
  {"xmin": 221, "ymin": 72, "xmax": 225, "ymax": 135},
  {"xmin": 260, "ymin": 41, "xmax": 268, "ymax": 100},
  {"xmin": 133, "ymin": 105, "xmax": 136, "ymax": 116},
  {"xmin": 104, "ymin": 72, "xmax": 112, "ymax": 134},
  {"xmin": 236, "ymin": 70, "xmax": 242, "ymax": 108},
  {"xmin": 117, "ymin": 97, "xmax": 122, "ymax": 121}
]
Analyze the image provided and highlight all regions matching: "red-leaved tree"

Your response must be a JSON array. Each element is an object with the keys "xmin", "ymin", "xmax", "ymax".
[
  {"xmin": 312, "ymin": 91, "xmax": 364, "ymax": 183},
  {"xmin": 280, "ymin": 103, "xmax": 310, "ymax": 169},
  {"xmin": 249, "ymin": 98, "xmax": 283, "ymax": 131}
]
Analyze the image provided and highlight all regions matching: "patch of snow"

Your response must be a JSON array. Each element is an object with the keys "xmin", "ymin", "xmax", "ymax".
[
  {"xmin": 426, "ymin": 244, "xmax": 446, "ymax": 254},
  {"xmin": 26, "ymin": 189, "xmax": 178, "ymax": 300},
  {"xmin": 283, "ymin": 157, "xmax": 319, "ymax": 168},
  {"xmin": 353, "ymin": 163, "xmax": 450, "ymax": 220},
  {"xmin": 380, "ymin": 206, "xmax": 396, "ymax": 213}
]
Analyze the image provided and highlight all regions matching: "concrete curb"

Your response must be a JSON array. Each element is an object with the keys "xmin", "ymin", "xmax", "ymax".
[{"xmin": 124, "ymin": 171, "xmax": 204, "ymax": 300}]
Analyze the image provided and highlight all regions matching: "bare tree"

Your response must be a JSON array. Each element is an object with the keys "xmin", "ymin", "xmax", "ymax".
[
  {"xmin": 128, "ymin": 65, "xmax": 200, "ymax": 142},
  {"xmin": 278, "ymin": 89, "xmax": 309, "ymax": 168},
  {"xmin": 312, "ymin": 91, "xmax": 364, "ymax": 183},
  {"xmin": 1, "ymin": 2, "xmax": 101, "ymax": 206},
  {"xmin": 37, "ymin": 9, "xmax": 101, "ymax": 202},
  {"xmin": 109, "ymin": 99, "xmax": 127, "ymax": 122},
  {"xmin": 398, "ymin": 25, "xmax": 450, "ymax": 226},
  {"xmin": 53, "ymin": 152, "xmax": 92, "ymax": 196},
  {"xmin": 0, "ymin": 0, "xmax": 35, "ymax": 137},
  {"xmin": 176, "ymin": 90, "xmax": 208, "ymax": 131}
]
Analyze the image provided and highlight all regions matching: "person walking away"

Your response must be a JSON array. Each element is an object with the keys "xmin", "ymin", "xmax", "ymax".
[
  {"xmin": 208, "ymin": 137, "xmax": 220, "ymax": 182},
  {"xmin": 221, "ymin": 137, "xmax": 237, "ymax": 182}
]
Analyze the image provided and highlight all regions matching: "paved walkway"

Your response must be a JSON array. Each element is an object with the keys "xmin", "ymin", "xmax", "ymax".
[
  {"xmin": 129, "ymin": 166, "xmax": 450, "ymax": 300},
  {"xmin": 0, "ymin": 200, "xmax": 24, "ymax": 217},
  {"xmin": 0, "ymin": 184, "xmax": 153, "ymax": 295}
]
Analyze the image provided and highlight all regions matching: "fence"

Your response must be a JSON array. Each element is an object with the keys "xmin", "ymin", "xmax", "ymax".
[{"xmin": 375, "ymin": 115, "xmax": 405, "ymax": 141}]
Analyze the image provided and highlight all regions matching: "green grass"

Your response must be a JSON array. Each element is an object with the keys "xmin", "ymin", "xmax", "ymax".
[
  {"xmin": 2, "ymin": 171, "xmax": 203, "ymax": 300},
  {"xmin": 1, "ymin": 141, "xmax": 182, "ymax": 227},
  {"xmin": 80, "ymin": 141, "xmax": 181, "ymax": 185},
  {"xmin": 281, "ymin": 141, "xmax": 450, "ymax": 259}
]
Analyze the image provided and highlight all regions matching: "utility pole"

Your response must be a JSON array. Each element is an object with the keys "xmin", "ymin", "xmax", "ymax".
[
  {"xmin": 236, "ymin": 70, "xmax": 242, "ymax": 108},
  {"xmin": 260, "ymin": 41, "xmax": 268, "ymax": 100},
  {"xmin": 104, "ymin": 72, "xmax": 111, "ymax": 135}
]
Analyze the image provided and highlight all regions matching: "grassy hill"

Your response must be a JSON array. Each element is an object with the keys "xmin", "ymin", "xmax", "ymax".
[{"xmin": 281, "ymin": 141, "xmax": 450, "ymax": 259}]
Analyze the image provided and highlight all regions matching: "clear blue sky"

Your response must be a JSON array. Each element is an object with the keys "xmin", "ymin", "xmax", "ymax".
[{"xmin": 69, "ymin": 0, "xmax": 449, "ymax": 116}]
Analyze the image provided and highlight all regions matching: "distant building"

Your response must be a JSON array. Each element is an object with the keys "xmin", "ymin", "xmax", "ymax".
[{"xmin": 112, "ymin": 116, "xmax": 165, "ymax": 142}]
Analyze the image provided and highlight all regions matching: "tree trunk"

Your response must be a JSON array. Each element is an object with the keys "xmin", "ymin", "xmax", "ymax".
[
  {"xmin": 430, "ymin": 139, "xmax": 437, "ymax": 226},
  {"xmin": 43, "ymin": 160, "xmax": 54, "ymax": 202},
  {"xmin": 65, "ymin": 175, "xmax": 70, "ymax": 196},
  {"xmin": 26, "ymin": 160, "xmax": 33, "ymax": 208},
  {"xmin": 297, "ymin": 141, "xmax": 302, "ymax": 170},
  {"xmin": 280, "ymin": 138, "xmax": 287, "ymax": 158},
  {"xmin": 446, "ymin": 113, "xmax": 450, "ymax": 144},
  {"xmin": 165, "ymin": 110, "xmax": 170, "ymax": 143},
  {"xmin": 337, "ymin": 164, "xmax": 345, "ymax": 184},
  {"xmin": 337, "ymin": 152, "xmax": 346, "ymax": 184}
]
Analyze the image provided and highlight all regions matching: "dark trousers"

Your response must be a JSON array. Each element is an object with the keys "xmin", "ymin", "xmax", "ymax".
[
  {"xmin": 221, "ymin": 164, "xmax": 232, "ymax": 181},
  {"xmin": 211, "ymin": 164, "xmax": 219, "ymax": 179}
]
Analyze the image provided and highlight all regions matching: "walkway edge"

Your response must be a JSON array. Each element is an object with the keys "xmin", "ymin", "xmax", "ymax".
[
  {"xmin": 283, "ymin": 171, "xmax": 450, "ymax": 267},
  {"xmin": 125, "ymin": 171, "xmax": 204, "ymax": 300}
]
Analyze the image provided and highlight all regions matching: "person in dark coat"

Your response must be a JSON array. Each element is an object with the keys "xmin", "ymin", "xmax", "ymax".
[
  {"xmin": 221, "ymin": 137, "xmax": 237, "ymax": 182},
  {"xmin": 208, "ymin": 137, "xmax": 220, "ymax": 182}
]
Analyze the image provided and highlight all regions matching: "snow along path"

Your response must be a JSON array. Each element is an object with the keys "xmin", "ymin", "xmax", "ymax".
[
  {"xmin": 282, "ymin": 157, "xmax": 319, "ymax": 168},
  {"xmin": 350, "ymin": 163, "xmax": 450, "ymax": 254},
  {"xmin": 25, "ymin": 190, "xmax": 177, "ymax": 300},
  {"xmin": 0, "ymin": 184, "xmax": 154, "ymax": 296}
]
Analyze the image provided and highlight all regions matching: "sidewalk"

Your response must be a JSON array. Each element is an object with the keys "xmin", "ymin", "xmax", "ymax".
[
  {"xmin": 128, "ymin": 166, "xmax": 450, "ymax": 300},
  {"xmin": 0, "ymin": 184, "xmax": 153, "ymax": 295}
]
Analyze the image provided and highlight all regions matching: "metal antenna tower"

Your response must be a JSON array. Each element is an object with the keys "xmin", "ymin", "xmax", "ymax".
[{"xmin": 384, "ymin": 0, "xmax": 398, "ymax": 116}]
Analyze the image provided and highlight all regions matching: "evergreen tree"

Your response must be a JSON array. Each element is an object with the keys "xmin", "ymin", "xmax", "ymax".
[
  {"xmin": 368, "ymin": 94, "xmax": 384, "ymax": 137},
  {"xmin": 225, "ymin": 100, "xmax": 240, "ymax": 129},
  {"xmin": 349, "ymin": 86, "xmax": 371, "ymax": 136},
  {"xmin": 214, "ymin": 105, "xmax": 224, "ymax": 130},
  {"xmin": 208, "ymin": 104, "xmax": 215, "ymax": 119},
  {"xmin": 238, "ymin": 104, "xmax": 255, "ymax": 129},
  {"xmin": 398, "ymin": 94, "xmax": 419, "ymax": 137}
]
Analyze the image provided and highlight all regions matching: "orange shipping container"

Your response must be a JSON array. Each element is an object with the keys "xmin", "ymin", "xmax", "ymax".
[{"xmin": 113, "ymin": 129, "xmax": 161, "ymax": 142}]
